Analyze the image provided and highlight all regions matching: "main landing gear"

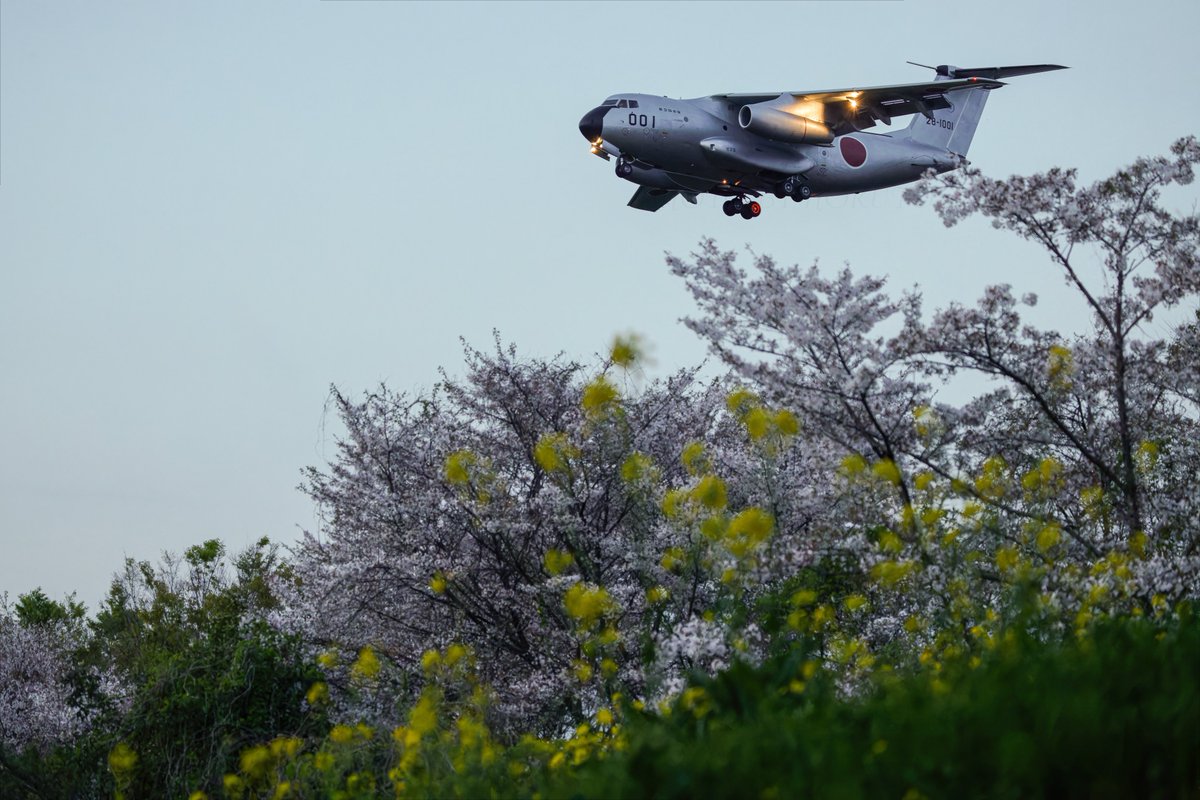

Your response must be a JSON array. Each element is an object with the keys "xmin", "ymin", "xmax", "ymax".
[
  {"xmin": 773, "ymin": 176, "xmax": 812, "ymax": 202},
  {"xmin": 722, "ymin": 197, "xmax": 762, "ymax": 220}
]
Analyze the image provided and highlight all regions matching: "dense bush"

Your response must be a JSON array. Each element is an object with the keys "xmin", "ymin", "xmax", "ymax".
[{"xmin": 554, "ymin": 609, "xmax": 1200, "ymax": 800}]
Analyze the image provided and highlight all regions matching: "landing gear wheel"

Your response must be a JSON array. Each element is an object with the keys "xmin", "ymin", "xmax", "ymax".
[
  {"xmin": 730, "ymin": 198, "xmax": 745, "ymax": 214},
  {"xmin": 616, "ymin": 160, "xmax": 634, "ymax": 178},
  {"xmin": 722, "ymin": 200, "xmax": 737, "ymax": 216},
  {"xmin": 740, "ymin": 201, "xmax": 761, "ymax": 220},
  {"xmin": 782, "ymin": 176, "xmax": 798, "ymax": 196},
  {"xmin": 773, "ymin": 187, "xmax": 787, "ymax": 199},
  {"xmin": 790, "ymin": 182, "xmax": 811, "ymax": 202}
]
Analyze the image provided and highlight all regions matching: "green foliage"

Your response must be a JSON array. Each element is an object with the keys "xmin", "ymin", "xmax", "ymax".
[
  {"xmin": 549, "ymin": 611, "xmax": 1200, "ymax": 800},
  {"xmin": 98, "ymin": 539, "xmax": 324, "ymax": 797},
  {"xmin": 0, "ymin": 539, "xmax": 325, "ymax": 799},
  {"xmin": 14, "ymin": 588, "xmax": 85, "ymax": 628}
]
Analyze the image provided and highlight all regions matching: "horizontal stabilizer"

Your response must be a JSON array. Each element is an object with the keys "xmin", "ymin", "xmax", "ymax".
[{"xmin": 948, "ymin": 64, "xmax": 1067, "ymax": 80}]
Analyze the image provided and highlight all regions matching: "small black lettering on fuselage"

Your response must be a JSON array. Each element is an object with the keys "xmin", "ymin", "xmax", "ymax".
[{"xmin": 925, "ymin": 117, "xmax": 955, "ymax": 130}]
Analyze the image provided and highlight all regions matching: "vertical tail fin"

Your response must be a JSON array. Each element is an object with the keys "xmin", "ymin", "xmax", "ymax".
[
  {"xmin": 903, "ymin": 86, "xmax": 990, "ymax": 155},
  {"xmin": 900, "ymin": 62, "xmax": 1066, "ymax": 155}
]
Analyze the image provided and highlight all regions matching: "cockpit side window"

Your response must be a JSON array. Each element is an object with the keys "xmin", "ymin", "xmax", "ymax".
[
  {"xmin": 601, "ymin": 99, "xmax": 618, "ymax": 107},
  {"xmin": 617, "ymin": 99, "xmax": 628, "ymax": 108},
  {"xmin": 628, "ymin": 100, "xmax": 639, "ymax": 108}
]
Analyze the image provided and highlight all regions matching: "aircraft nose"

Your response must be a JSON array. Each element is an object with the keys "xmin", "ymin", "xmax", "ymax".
[{"xmin": 578, "ymin": 107, "xmax": 606, "ymax": 142}]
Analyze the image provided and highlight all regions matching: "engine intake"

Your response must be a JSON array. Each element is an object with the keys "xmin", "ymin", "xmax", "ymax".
[{"xmin": 738, "ymin": 104, "xmax": 834, "ymax": 145}]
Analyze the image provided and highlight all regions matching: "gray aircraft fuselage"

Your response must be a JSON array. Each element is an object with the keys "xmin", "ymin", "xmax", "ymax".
[{"xmin": 579, "ymin": 93, "xmax": 956, "ymax": 200}]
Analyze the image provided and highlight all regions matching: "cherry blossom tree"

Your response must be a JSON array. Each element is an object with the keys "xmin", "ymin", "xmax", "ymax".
[
  {"xmin": 670, "ymin": 137, "xmax": 1200, "ymax": 636},
  {"xmin": 288, "ymin": 337, "xmax": 852, "ymax": 732}
]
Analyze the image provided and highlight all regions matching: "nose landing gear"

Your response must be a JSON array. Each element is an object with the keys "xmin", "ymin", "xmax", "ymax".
[
  {"xmin": 722, "ymin": 198, "xmax": 762, "ymax": 220},
  {"xmin": 615, "ymin": 157, "xmax": 634, "ymax": 178}
]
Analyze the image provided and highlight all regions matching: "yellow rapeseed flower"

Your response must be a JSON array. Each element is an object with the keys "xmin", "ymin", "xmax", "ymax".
[
  {"xmin": 1136, "ymin": 440, "xmax": 1160, "ymax": 473},
  {"xmin": 840, "ymin": 453, "xmax": 868, "ymax": 476},
  {"xmin": 620, "ymin": 451, "xmax": 656, "ymax": 484},
  {"xmin": 572, "ymin": 659, "xmax": 594, "ymax": 683},
  {"xmin": 872, "ymin": 459, "xmax": 902, "ymax": 485},
  {"xmin": 443, "ymin": 450, "xmax": 477, "ymax": 486},
  {"xmin": 774, "ymin": 409, "xmax": 800, "ymax": 437},
  {"xmin": 700, "ymin": 515, "xmax": 726, "ymax": 541},
  {"xmin": 791, "ymin": 589, "xmax": 818, "ymax": 607},
  {"xmin": 871, "ymin": 560, "xmax": 917, "ymax": 587},
  {"xmin": 995, "ymin": 546, "xmax": 1020, "ymax": 573},
  {"xmin": 544, "ymin": 548, "xmax": 574, "ymax": 576},
  {"xmin": 329, "ymin": 725, "xmax": 355, "ymax": 745},
  {"xmin": 563, "ymin": 582, "xmax": 616, "ymax": 629},
  {"xmin": 692, "ymin": 475, "xmax": 728, "ymax": 510},
  {"xmin": 1036, "ymin": 524, "xmax": 1061, "ymax": 553},
  {"xmin": 351, "ymin": 645, "xmax": 381, "ymax": 681},
  {"xmin": 645, "ymin": 585, "xmax": 669, "ymax": 604},
  {"xmin": 581, "ymin": 376, "xmax": 620, "ymax": 420},
  {"xmin": 610, "ymin": 333, "xmax": 644, "ymax": 368},
  {"xmin": 270, "ymin": 736, "xmax": 302, "ymax": 760},
  {"xmin": 726, "ymin": 388, "xmax": 759, "ymax": 416},
  {"xmin": 743, "ymin": 407, "xmax": 771, "ymax": 440},
  {"xmin": 421, "ymin": 649, "xmax": 441, "ymax": 672},
  {"xmin": 843, "ymin": 594, "xmax": 868, "ymax": 612},
  {"xmin": 877, "ymin": 529, "xmax": 903, "ymax": 553},
  {"xmin": 445, "ymin": 643, "xmax": 468, "ymax": 666},
  {"xmin": 534, "ymin": 432, "xmax": 577, "ymax": 473},
  {"xmin": 305, "ymin": 681, "xmax": 329, "ymax": 706},
  {"xmin": 975, "ymin": 456, "xmax": 1009, "ymax": 499},
  {"xmin": 660, "ymin": 546, "xmax": 685, "ymax": 572},
  {"xmin": 660, "ymin": 488, "xmax": 688, "ymax": 518},
  {"xmin": 409, "ymin": 693, "xmax": 439, "ymax": 736},
  {"xmin": 727, "ymin": 507, "xmax": 774, "ymax": 547},
  {"xmin": 239, "ymin": 745, "xmax": 273, "ymax": 779},
  {"xmin": 680, "ymin": 441, "xmax": 707, "ymax": 475},
  {"xmin": 1048, "ymin": 344, "xmax": 1074, "ymax": 383},
  {"xmin": 913, "ymin": 405, "xmax": 935, "ymax": 438},
  {"xmin": 108, "ymin": 742, "xmax": 137, "ymax": 775},
  {"xmin": 430, "ymin": 571, "xmax": 447, "ymax": 595}
]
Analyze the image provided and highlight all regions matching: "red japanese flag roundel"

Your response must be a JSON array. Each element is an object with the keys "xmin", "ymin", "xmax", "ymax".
[{"xmin": 840, "ymin": 137, "xmax": 867, "ymax": 168}]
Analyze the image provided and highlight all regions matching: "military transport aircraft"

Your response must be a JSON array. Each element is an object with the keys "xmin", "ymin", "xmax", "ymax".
[{"xmin": 577, "ymin": 62, "xmax": 1065, "ymax": 219}]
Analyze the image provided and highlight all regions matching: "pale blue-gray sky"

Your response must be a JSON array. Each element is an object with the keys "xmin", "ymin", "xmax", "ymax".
[{"xmin": 2, "ymin": 0, "xmax": 1197, "ymax": 607}]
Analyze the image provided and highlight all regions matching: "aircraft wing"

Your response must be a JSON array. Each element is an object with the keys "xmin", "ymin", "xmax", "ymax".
[
  {"xmin": 712, "ymin": 64, "xmax": 1065, "ymax": 131},
  {"xmin": 713, "ymin": 77, "xmax": 1004, "ymax": 130},
  {"xmin": 627, "ymin": 186, "xmax": 678, "ymax": 212}
]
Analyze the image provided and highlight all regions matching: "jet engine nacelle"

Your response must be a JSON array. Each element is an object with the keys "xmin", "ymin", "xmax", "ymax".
[{"xmin": 738, "ymin": 104, "xmax": 834, "ymax": 145}]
